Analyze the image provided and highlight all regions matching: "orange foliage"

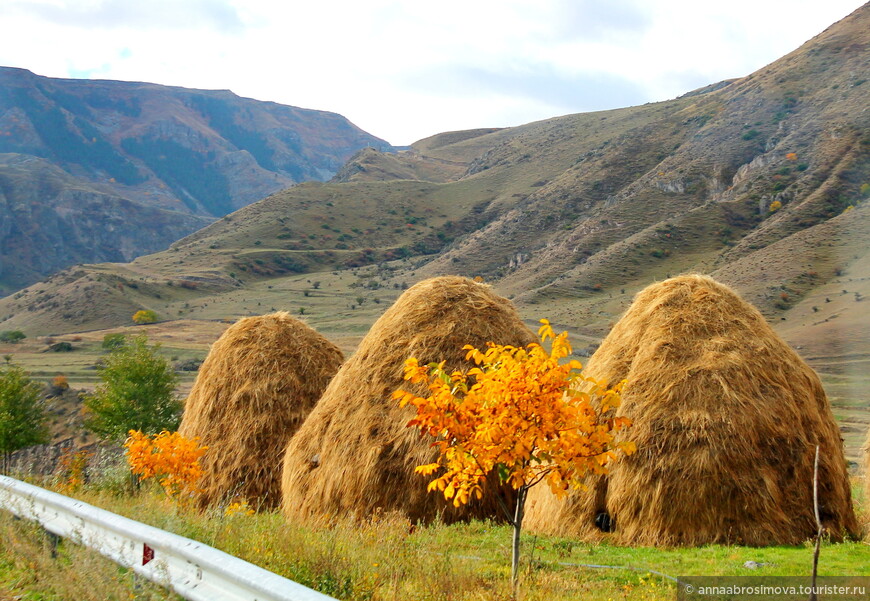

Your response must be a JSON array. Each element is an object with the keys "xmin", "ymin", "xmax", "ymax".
[
  {"xmin": 56, "ymin": 449, "xmax": 93, "ymax": 492},
  {"xmin": 124, "ymin": 430, "xmax": 207, "ymax": 502},
  {"xmin": 785, "ymin": 152, "xmax": 798, "ymax": 161},
  {"xmin": 394, "ymin": 319, "xmax": 634, "ymax": 509},
  {"xmin": 52, "ymin": 374, "xmax": 69, "ymax": 391}
]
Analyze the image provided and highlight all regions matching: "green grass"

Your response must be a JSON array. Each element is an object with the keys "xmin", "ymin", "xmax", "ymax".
[
  {"xmin": 6, "ymin": 476, "xmax": 866, "ymax": 601},
  {"xmin": 0, "ymin": 508, "xmax": 181, "ymax": 601}
]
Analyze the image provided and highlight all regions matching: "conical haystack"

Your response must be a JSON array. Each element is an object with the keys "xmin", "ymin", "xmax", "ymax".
[
  {"xmin": 179, "ymin": 312, "xmax": 343, "ymax": 509},
  {"xmin": 525, "ymin": 274, "xmax": 858, "ymax": 545},
  {"xmin": 281, "ymin": 276, "xmax": 536, "ymax": 524}
]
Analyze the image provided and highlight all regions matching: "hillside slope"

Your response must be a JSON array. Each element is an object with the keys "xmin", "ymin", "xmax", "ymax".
[
  {"xmin": 0, "ymin": 67, "xmax": 392, "ymax": 216},
  {"xmin": 424, "ymin": 4, "xmax": 869, "ymax": 324},
  {"xmin": 0, "ymin": 153, "xmax": 212, "ymax": 294}
]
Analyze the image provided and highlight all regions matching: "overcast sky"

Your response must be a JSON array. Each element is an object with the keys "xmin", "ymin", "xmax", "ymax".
[{"xmin": 1, "ymin": 0, "xmax": 864, "ymax": 145}]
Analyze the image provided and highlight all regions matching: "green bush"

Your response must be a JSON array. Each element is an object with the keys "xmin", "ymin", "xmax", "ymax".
[
  {"xmin": 84, "ymin": 335, "xmax": 181, "ymax": 442},
  {"xmin": 0, "ymin": 330, "xmax": 25, "ymax": 343},
  {"xmin": 102, "ymin": 333, "xmax": 126, "ymax": 350},
  {"xmin": 47, "ymin": 342, "xmax": 74, "ymax": 353},
  {"xmin": 0, "ymin": 362, "xmax": 49, "ymax": 457}
]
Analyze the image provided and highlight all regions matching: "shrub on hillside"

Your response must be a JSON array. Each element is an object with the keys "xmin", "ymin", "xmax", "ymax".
[
  {"xmin": 0, "ymin": 330, "xmax": 26, "ymax": 343},
  {"xmin": 102, "ymin": 333, "xmax": 126, "ymax": 350},
  {"xmin": 47, "ymin": 342, "xmax": 74, "ymax": 353},
  {"xmin": 132, "ymin": 310, "xmax": 158, "ymax": 325}
]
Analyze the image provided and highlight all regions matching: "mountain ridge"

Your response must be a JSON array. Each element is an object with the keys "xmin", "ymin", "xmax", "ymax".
[{"xmin": 0, "ymin": 67, "xmax": 392, "ymax": 292}]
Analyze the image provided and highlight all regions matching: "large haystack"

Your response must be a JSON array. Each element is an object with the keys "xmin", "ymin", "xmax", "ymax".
[
  {"xmin": 280, "ymin": 276, "xmax": 536, "ymax": 524},
  {"xmin": 525, "ymin": 274, "xmax": 858, "ymax": 545},
  {"xmin": 179, "ymin": 312, "xmax": 343, "ymax": 509}
]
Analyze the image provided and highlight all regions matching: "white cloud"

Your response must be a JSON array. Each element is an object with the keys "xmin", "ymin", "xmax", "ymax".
[{"xmin": 0, "ymin": 0, "xmax": 864, "ymax": 144}]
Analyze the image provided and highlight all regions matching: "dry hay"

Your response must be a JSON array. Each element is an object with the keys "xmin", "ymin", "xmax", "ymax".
[
  {"xmin": 525, "ymin": 274, "xmax": 858, "ymax": 546},
  {"xmin": 280, "ymin": 276, "xmax": 536, "ymax": 524},
  {"xmin": 179, "ymin": 312, "xmax": 343, "ymax": 509}
]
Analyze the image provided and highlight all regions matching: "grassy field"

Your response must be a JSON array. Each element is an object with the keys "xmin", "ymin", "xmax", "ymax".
[{"xmin": 1, "ymin": 475, "xmax": 868, "ymax": 601}]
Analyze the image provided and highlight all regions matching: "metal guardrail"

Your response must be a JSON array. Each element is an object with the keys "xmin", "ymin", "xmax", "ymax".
[{"xmin": 0, "ymin": 475, "xmax": 337, "ymax": 601}]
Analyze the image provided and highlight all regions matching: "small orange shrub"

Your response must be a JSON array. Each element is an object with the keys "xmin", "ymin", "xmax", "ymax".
[
  {"xmin": 52, "ymin": 374, "xmax": 69, "ymax": 391},
  {"xmin": 57, "ymin": 448, "xmax": 93, "ymax": 492},
  {"xmin": 124, "ymin": 430, "xmax": 207, "ymax": 503}
]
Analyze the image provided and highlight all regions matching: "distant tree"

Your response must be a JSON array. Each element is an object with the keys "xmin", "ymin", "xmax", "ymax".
[
  {"xmin": 0, "ymin": 362, "xmax": 49, "ymax": 470},
  {"xmin": 50, "ymin": 374, "xmax": 70, "ymax": 396},
  {"xmin": 47, "ymin": 341, "xmax": 74, "ymax": 353},
  {"xmin": 132, "ymin": 310, "xmax": 159, "ymax": 325},
  {"xmin": 84, "ymin": 335, "xmax": 181, "ymax": 442},
  {"xmin": 0, "ymin": 330, "xmax": 26, "ymax": 343},
  {"xmin": 312, "ymin": 281, "xmax": 321, "ymax": 289},
  {"xmin": 102, "ymin": 333, "xmax": 127, "ymax": 350}
]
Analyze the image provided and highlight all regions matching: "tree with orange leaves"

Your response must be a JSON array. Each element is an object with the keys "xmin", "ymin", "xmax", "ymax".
[
  {"xmin": 394, "ymin": 319, "xmax": 634, "ymax": 595},
  {"xmin": 124, "ymin": 430, "xmax": 207, "ymax": 505}
]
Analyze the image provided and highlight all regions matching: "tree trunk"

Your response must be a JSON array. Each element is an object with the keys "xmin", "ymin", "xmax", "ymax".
[{"xmin": 511, "ymin": 486, "xmax": 528, "ymax": 599}]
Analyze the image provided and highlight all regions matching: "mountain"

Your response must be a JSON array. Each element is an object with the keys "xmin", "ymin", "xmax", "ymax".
[
  {"xmin": 0, "ymin": 67, "xmax": 392, "ymax": 292},
  {"xmin": 0, "ymin": 153, "xmax": 212, "ymax": 294},
  {"xmin": 0, "ymin": 67, "xmax": 392, "ymax": 216},
  {"xmin": 1, "ymin": 6, "xmax": 868, "ymax": 344}
]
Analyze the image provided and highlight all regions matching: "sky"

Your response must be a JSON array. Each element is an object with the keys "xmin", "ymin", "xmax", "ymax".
[{"xmin": 0, "ymin": 0, "xmax": 865, "ymax": 146}]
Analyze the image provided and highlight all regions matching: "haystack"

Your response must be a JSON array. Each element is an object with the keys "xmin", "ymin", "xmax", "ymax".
[
  {"xmin": 179, "ymin": 312, "xmax": 343, "ymax": 509},
  {"xmin": 280, "ymin": 276, "xmax": 536, "ymax": 524},
  {"xmin": 525, "ymin": 274, "xmax": 858, "ymax": 545}
]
